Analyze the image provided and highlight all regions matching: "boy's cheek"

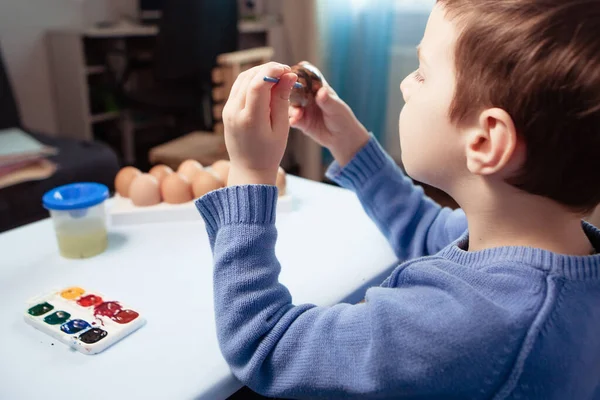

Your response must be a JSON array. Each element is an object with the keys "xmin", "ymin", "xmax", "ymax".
[
  {"xmin": 398, "ymin": 109, "xmax": 414, "ymax": 159},
  {"xmin": 398, "ymin": 106, "xmax": 430, "ymax": 181},
  {"xmin": 398, "ymin": 105, "xmax": 412, "ymax": 139}
]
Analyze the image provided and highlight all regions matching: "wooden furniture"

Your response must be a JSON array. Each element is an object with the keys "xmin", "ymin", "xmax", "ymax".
[
  {"xmin": 147, "ymin": 131, "xmax": 227, "ymax": 170},
  {"xmin": 47, "ymin": 26, "xmax": 159, "ymax": 143},
  {"xmin": 46, "ymin": 19, "xmax": 284, "ymax": 151},
  {"xmin": 148, "ymin": 47, "xmax": 274, "ymax": 168}
]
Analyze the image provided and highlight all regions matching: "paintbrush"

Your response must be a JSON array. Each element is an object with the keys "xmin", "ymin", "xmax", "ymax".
[{"xmin": 264, "ymin": 76, "xmax": 304, "ymax": 89}]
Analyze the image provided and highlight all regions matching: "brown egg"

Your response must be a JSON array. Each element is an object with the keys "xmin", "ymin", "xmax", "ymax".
[
  {"xmin": 210, "ymin": 160, "xmax": 230, "ymax": 184},
  {"xmin": 192, "ymin": 170, "xmax": 225, "ymax": 198},
  {"xmin": 129, "ymin": 174, "xmax": 161, "ymax": 207},
  {"xmin": 161, "ymin": 173, "xmax": 193, "ymax": 204},
  {"xmin": 177, "ymin": 159, "xmax": 204, "ymax": 182},
  {"xmin": 290, "ymin": 62, "xmax": 324, "ymax": 107},
  {"xmin": 276, "ymin": 167, "xmax": 287, "ymax": 196},
  {"xmin": 149, "ymin": 165, "xmax": 174, "ymax": 184},
  {"xmin": 114, "ymin": 166, "xmax": 142, "ymax": 197}
]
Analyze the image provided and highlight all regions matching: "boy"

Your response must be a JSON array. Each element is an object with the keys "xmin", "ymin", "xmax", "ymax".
[{"xmin": 195, "ymin": 0, "xmax": 600, "ymax": 398}]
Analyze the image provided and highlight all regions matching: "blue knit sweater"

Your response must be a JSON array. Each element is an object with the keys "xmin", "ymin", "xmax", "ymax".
[{"xmin": 195, "ymin": 137, "xmax": 600, "ymax": 399}]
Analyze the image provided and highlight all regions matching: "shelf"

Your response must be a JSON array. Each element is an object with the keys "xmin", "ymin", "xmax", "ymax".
[
  {"xmin": 90, "ymin": 111, "xmax": 120, "ymax": 124},
  {"xmin": 239, "ymin": 21, "xmax": 269, "ymax": 33},
  {"xmin": 239, "ymin": 16, "xmax": 281, "ymax": 33},
  {"xmin": 86, "ymin": 65, "xmax": 106, "ymax": 75},
  {"xmin": 84, "ymin": 25, "xmax": 159, "ymax": 38}
]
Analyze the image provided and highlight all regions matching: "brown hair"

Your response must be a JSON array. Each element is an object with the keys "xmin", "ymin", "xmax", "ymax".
[{"xmin": 438, "ymin": 0, "xmax": 600, "ymax": 213}]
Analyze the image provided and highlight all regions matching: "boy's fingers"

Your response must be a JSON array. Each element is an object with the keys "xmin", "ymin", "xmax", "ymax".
[
  {"xmin": 289, "ymin": 106, "xmax": 303, "ymax": 119},
  {"xmin": 236, "ymin": 66, "xmax": 261, "ymax": 109},
  {"xmin": 271, "ymin": 73, "xmax": 297, "ymax": 132},
  {"xmin": 229, "ymin": 69, "xmax": 248, "ymax": 102},
  {"xmin": 289, "ymin": 106, "xmax": 304, "ymax": 128},
  {"xmin": 315, "ymin": 86, "xmax": 341, "ymax": 115},
  {"xmin": 245, "ymin": 63, "xmax": 291, "ymax": 115}
]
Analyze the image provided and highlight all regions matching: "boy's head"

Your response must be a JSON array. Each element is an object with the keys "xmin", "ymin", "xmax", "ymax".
[{"xmin": 399, "ymin": 0, "xmax": 600, "ymax": 214}]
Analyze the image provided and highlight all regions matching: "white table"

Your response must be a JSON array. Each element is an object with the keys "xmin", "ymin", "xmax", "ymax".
[{"xmin": 0, "ymin": 177, "xmax": 397, "ymax": 400}]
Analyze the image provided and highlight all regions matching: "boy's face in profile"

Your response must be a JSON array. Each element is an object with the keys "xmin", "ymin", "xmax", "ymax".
[{"xmin": 399, "ymin": 5, "xmax": 464, "ymax": 190}]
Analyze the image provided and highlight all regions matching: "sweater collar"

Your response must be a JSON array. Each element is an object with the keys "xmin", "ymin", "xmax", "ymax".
[{"xmin": 440, "ymin": 222, "xmax": 600, "ymax": 280}]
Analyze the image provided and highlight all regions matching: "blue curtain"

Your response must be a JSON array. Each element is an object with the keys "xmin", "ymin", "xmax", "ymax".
[{"xmin": 319, "ymin": 0, "xmax": 396, "ymax": 146}]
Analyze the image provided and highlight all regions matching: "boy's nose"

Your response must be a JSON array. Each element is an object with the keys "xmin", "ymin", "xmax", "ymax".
[{"xmin": 400, "ymin": 76, "xmax": 411, "ymax": 103}]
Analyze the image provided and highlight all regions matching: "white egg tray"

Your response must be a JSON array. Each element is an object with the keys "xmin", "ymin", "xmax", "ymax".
[{"xmin": 110, "ymin": 193, "xmax": 293, "ymax": 226}]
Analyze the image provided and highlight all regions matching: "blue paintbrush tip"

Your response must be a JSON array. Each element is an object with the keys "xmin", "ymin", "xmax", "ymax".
[{"xmin": 264, "ymin": 76, "xmax": 303, "ymax": 89}]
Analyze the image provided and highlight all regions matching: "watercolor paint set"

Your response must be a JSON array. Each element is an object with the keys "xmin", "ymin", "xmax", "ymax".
[{"xmin": 24, "ymin": 287, "xmax": 146, "ymax": 355}]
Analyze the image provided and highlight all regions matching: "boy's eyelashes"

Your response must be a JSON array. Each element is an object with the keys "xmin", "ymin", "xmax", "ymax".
[{"xmin": 413, "ymin": 70, "xmax": 425, "ymax": 83}]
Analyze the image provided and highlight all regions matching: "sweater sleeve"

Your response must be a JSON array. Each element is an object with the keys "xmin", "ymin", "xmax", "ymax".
[
  {"xmin": 326, "ymin": 135, "xmax": 467, "ymax": 260},
  {"xmin": 195, "ymin": 186, "xmax": 527, "ymax": 399}
]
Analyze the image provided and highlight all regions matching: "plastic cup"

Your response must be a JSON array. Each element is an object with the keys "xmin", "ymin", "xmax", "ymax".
[{"xmin": 42, "ymin": 183, "xmax": 110, "ymax": 259}]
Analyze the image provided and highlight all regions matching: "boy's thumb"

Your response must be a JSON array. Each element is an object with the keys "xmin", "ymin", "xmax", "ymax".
[{"xmin": 315, "ymin": 86, "xmax": 342, "ymax": 115}]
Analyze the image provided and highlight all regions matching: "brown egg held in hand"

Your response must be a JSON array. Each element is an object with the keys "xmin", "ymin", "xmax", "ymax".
[
  {"xmin": 149, "ymin": 165, "xmax": 174, "ymax": 184},
  {"xmin": 177, "ymin": 160, "xmax": 204, "ymax": 182},
  {"xmin": 210, "ymin": 160, "xmax": 230, "ymax": 185},
  {"xmin": 115, "ymin": 166, "xmax": 142, "ymax": 198},
  {"xmin": 161, "ymin": 173, "xmax": 193, "ymax": 204},
  {"xmin": 276, "ymin": 167, "xmax": 287, "ymax": 197},
  {"xmin": 192, "ymin": 170, "xmax": 224, "ymax": 198},
  {"xmin": 129, "ymin": 174, "xmax": 161, "ymax": 207},
  {"xmin": 290, "ymin": 62, "xmax": 324, "ymax": 108}
]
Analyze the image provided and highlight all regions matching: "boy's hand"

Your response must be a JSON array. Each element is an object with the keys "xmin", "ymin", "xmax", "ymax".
[
  {"xmin": 289, "ymin": 62, "xmax": 370, "ymax": 166},
  {"xmin": 223, "ymin": 63, "xmax": 298, "ymax": 187}
]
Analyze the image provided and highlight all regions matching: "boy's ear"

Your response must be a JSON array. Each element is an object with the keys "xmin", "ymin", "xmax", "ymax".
[{"xmin": 465, "ymin": 108, "xmax": 520, "ymax": 177}]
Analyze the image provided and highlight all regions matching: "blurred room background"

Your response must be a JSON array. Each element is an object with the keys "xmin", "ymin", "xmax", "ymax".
[{"xmin": 0, "ymin": 0, "xmax": 443, "ymax": 231}]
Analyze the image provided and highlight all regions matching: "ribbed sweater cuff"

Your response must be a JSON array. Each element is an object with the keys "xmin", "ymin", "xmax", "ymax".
[
  {"xmin": 195, "ymin": 185, "xmax": 278, "ymax": 236},
  {"xmin": 325, "ymin": 134, "xmax": 389, "ymax": 191}
]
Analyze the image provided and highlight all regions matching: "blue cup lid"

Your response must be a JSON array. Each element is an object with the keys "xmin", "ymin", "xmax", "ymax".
[{"xmin": 43, "ymin": 183, "xmax": 109, "ymax": 211}]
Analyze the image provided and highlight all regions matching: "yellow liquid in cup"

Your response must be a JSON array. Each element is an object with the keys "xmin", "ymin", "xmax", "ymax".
[{"xmin": 55, "ymin": 218, "xmax": 107, "ymax": 259}]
